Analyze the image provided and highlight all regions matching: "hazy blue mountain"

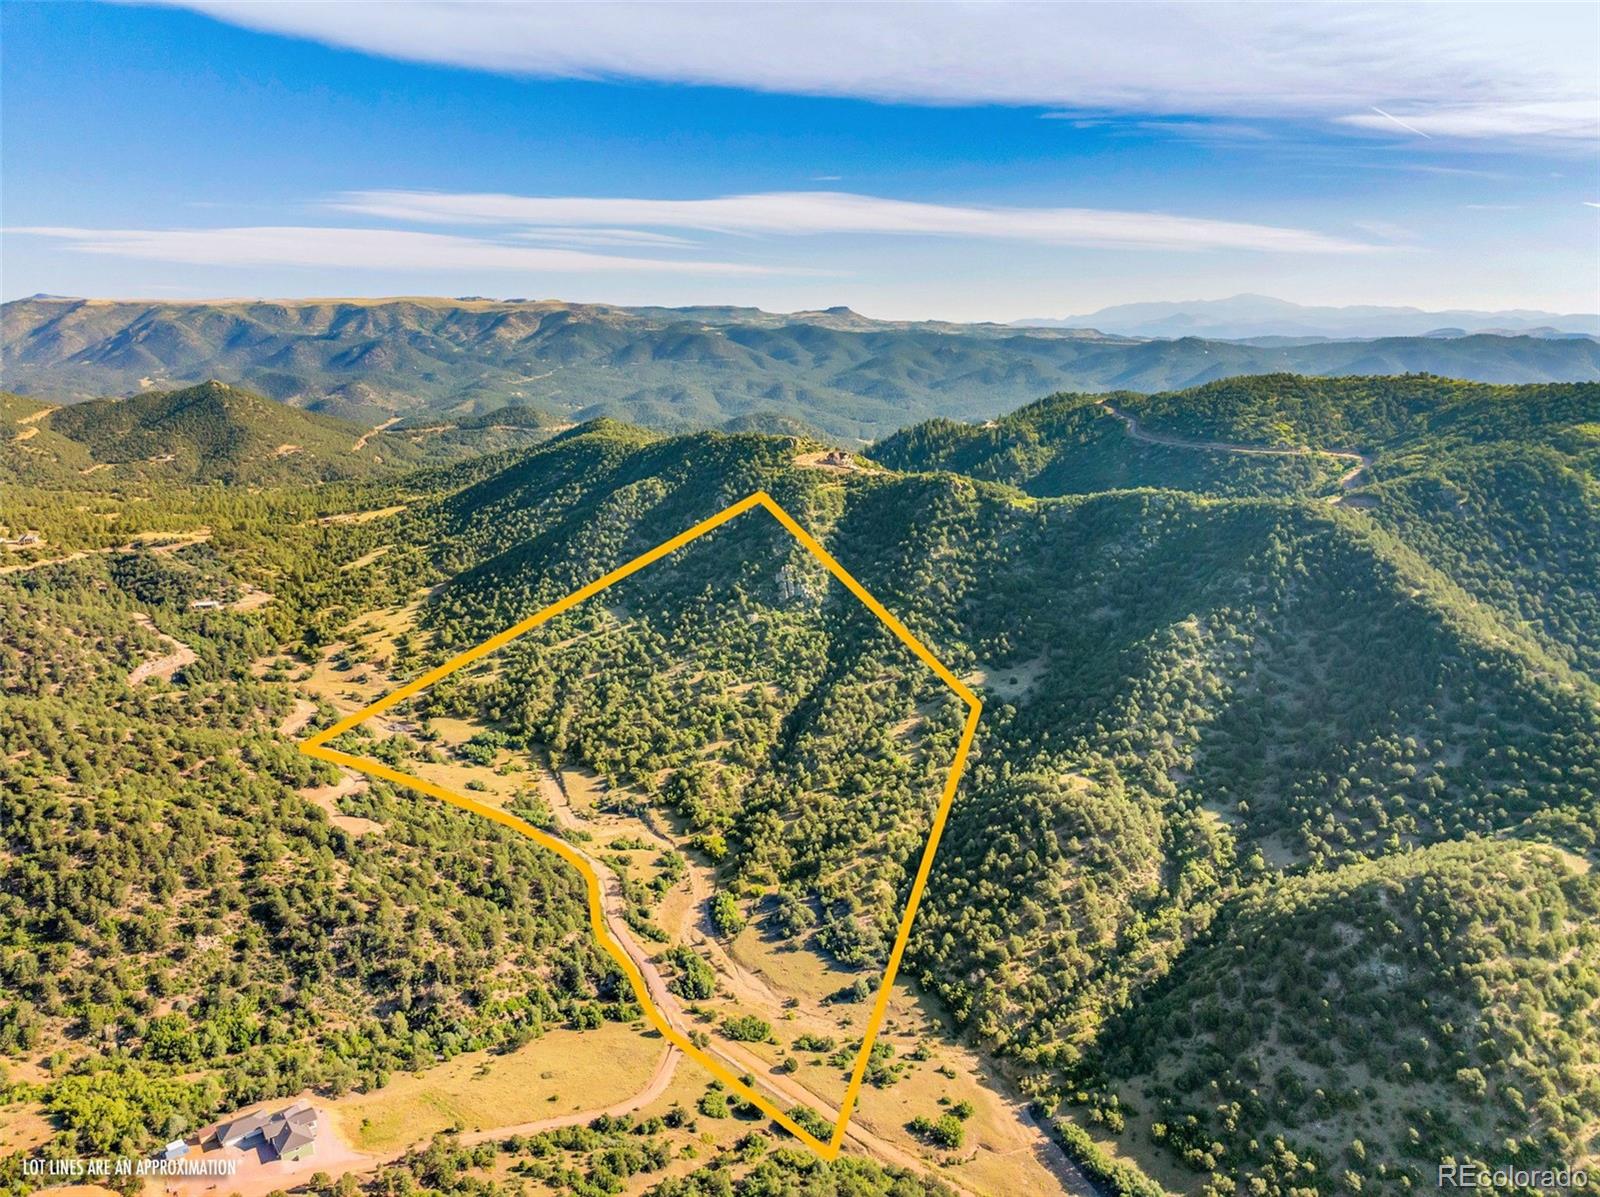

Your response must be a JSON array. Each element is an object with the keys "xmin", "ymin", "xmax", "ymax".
[{"xmin": 1018, "ymin": 293, "xmax": 1600, "ymax": 340}]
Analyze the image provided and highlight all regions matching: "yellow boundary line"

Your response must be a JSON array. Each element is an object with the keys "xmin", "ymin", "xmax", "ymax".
[{"xmin": 300, "ymin": 491, "xmax": 981, "ymax": 1159}]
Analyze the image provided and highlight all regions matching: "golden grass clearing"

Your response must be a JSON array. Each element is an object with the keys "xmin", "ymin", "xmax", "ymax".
[
  {"xmin": 342, "ymin": 545, "xmax": 392, "ymax": 572},
  {"xmin": 0, "ymin": 1103, "xmax": 56, "ymax": 1155},
  {"xmin": 300, "ymin": 600, "xmax": 425, "ymax": 711},
  {"xmin": 334, "ymin": 1022, "xmax": 663, "ymax": 1151},
  {"xmin": 849, "ymin": 989, "xmax": 1079, "ymax": 1197},
  {"xmin": 406, "ymin": 754, "xmax": 525, "ymax": 810},
  {"xmin": 316, "ymin": 504, "xmax": 407, "ymax": 525},
  {"xmin": 966, "ymin": 656, "xmax": 1046, "ymax": 702},
  {"xmin": 730, "ymin": 924, "xmax": 855, "ymax": 1008}
]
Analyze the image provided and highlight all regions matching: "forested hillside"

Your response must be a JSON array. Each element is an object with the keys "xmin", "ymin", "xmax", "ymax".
[
  {"xmin": 876, "ymin": 375, "xmax": 1600, "ymax": 679},
  {"xmin": 3, "ymin": 372, "xmax": 1596, "ymax": 1197},
  {"xmin": 5, "ymin": 297, "xmax": 1597, "ymax": 438},
  {"xmin": 1098, "ymin": 840, "xmax": 1600, "ymax": 1189},
  {"xmin": 0, "ymin": 509, "xmax": 624, "ymax": 1164},
  {"xmin": 377, "ymin": 376, "xmax": 1599, "ymax": 1193},
  {"xmin": 1, "ymin": 382, "xmax": 551, "ymax": 488}
]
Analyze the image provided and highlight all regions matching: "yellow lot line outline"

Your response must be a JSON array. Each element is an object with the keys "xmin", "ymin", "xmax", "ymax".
[{"xmin": 300, "ymin": 491, "xmax": 982, "ymax": 1159}]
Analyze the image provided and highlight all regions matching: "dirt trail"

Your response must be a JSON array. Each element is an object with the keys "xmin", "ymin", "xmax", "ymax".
[
  {"xmin": 301, "ymin": 772, "xmax": 381, "ymax": 836},
  {"xmin": 352, "ymin": 416, "xmax": 401, "ymax": 452},
  {"xmin": 279, "ymin": 648, "xmax": 1087, "ymax": 1191},
  {"xmin": 127, "ymin": 613, "xmax": 198, "ymax": 685},
  {"xmin": 1098, "ymin": 400, "xmax": 1371, "ymax": 496},
  {"xmin": 315, "ymin": 505, "xmax": 407, "ymax": 526},
  {"xmin": 278, "ymin": 699, "xmax": 318, "ymax": 738},
  {"xmin": 231, "ymin": 585, "xmax": 274, "ymax": 611},
  {"xmin": 0, "ymin": 550, "xmax": 91, "ymax": 575},
  {"xmin": 538, "ymin": 767, "xmax": 782, "ymax": 1012},
  {"xmin": 342, "ymin": 545, "xmax": 391, "ymax": 572}
]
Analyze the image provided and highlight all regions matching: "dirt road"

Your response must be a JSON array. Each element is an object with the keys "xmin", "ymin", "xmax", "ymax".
[
  {"xmin": 127, "ymin": 613, "xmax": 198, "ymax": 685},
  {"xmin": 1098, "ymin": 400, "xmax": 1371, "ymax": 496},
  {"xmin": 0, "ymin": 529, "xmax": 213, "ymax": 577},
  {"xmin": 352, "ymin": 417, "xmax": 401, "ymax": 452},
  {"xmin": 277, "ymin": 699, "xmax": 318, "ymax": 738}
]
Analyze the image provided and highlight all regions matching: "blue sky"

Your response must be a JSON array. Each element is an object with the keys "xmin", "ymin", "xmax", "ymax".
[{"xmin": 3, "ymin": 1, "xmax": 1596, "ymax": 320}]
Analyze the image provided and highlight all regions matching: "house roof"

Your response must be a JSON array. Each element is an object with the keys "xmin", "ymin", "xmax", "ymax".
[
  {"xmin": 213, "ymin": 1102, "xmax": 319, "ymax": 1154},
  {"xmin": 217, "ymin": 1111, "xmax": 273, "ymax": 1142},
  {"xmin": 271, "ymin": 1104, "xmax": 318, "ymax": 1154}
]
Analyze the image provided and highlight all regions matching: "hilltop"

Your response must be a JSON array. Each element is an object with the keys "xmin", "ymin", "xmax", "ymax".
[
  {"xmin": 875, "ymin": 374, "xmax": 1600, "ymax": 678},
  {"xmin": 4, "ymin": 297, "xmax": 1598, "ymax": 439},
  {"xmin": 1, "ymin": 381, "xmax": 554, "ymax": 486}
]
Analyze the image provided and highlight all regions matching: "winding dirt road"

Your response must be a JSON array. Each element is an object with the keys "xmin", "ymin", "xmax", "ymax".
[
  {"xmin": 127, "ymin": 613, "xmax": 198, "ymax": 685},
  {"xmin": 1098, "ymin": 400, "xmax": 1371, "ymax": 496},
  {"xmin": 351, "ymin": 417, "xmax": 401, "ymax": 452},
  {"xmin": 278, "ymin": 699, "xmax": 318, "ymax": 738},
  {"xmin": 0, "ymin": 529, "xmax": 213, "ymax": 577},
  {"xmin": 528, "ymin": 761, "xmax": 985, "ymax": 1190}
]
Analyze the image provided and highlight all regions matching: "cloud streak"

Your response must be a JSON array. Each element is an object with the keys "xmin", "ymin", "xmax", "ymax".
[
  {"xmin": 149, "ymin": 2, "xmax": 1598, "ymax": 146},
  {"xmin": 1337, "ymin": 100, "xmax": 1597, "ymax": 142},
  {"xmin": 6, "ymin": 225, "xmax": 778, "ymax": 274},
  {"xmin": 332, "ymin": 190, "xmax": 1381, "ymax": 254}
]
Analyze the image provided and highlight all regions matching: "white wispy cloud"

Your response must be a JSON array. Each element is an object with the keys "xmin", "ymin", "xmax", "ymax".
[
  {"xmin": 147, "ymin": 2, "xmax": 1598, "ymax": 146},
  {"xmin": 1350, "ymin": 220, "xmax": 1417, "ymax": 243},
  {"xmin": 511, "ymin": 227, "xmax": 697, "ymax": 249},
  {"xmin": 331, "ymin": 190, "xmax": 1381, "ymax": 254},
  {"xmin": 6, "ymin": 226, "xmax": 777, "ymax": 274}
]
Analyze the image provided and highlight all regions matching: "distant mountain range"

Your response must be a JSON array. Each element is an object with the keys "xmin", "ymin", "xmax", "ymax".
[
  {"xmin": 5, "ymin": 296, "xmax": 1599, "ymax": 440},
  {"xmin": 1017, "ymin": 294, "xmax": 1600, "ymax": 341}
]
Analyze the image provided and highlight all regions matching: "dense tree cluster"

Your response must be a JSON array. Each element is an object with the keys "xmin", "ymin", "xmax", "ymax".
[
  {"xmin": 1095, "ymin": 841, "xmax": 1600, "ymax": 1193},
  {"xmin": 0, "ymin": 552, "xmax": 612, "ymax": 1166}
]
